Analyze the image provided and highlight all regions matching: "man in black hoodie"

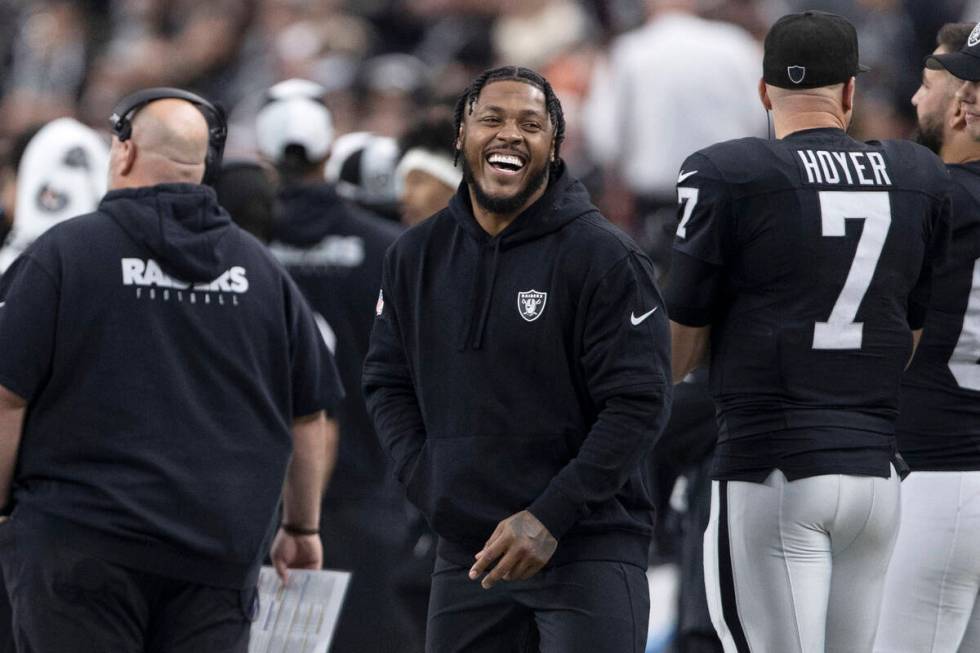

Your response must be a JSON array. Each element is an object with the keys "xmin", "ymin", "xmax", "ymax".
[
  {"xmin": 0, "ymin": 94, "xmax": 342, "ymax": 652},
  {"xmin": 364, "ymin": 66, "xmax": 673, "ymax": 653},
  {"xmin": 256, "ymin": 78, "xmax": 416, "ymax": 653}
]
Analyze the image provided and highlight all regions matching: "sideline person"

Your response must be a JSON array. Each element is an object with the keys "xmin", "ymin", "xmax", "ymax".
[{"xmin": 364, "ymin": 65, "xmax": 672, "ymax": 653}]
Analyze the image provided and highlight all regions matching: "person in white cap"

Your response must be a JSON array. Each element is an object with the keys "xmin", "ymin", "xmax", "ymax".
[
  {"xmin": 256, "ymin": 78, "xmax": 414, "ymax": 653},
  {"xmin": 324, "ymin": 130, "xmax": 402, "ymax": 221},
  {"xmin": 0, "ymin": 117, "xmax": 110, "ymax": 272}
]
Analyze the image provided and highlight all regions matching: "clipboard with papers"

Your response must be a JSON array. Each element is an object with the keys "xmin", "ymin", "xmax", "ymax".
[{"xmin": 249, "ymin": 567, "xmax": 351, "ymax": 653}]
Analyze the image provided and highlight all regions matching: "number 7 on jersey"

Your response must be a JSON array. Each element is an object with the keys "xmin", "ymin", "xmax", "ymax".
[{"xmin": 812, "ymin": 191, "xmax": 892, "ymax": 350}]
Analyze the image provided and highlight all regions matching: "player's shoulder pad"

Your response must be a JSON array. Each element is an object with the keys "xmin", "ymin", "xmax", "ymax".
[
  {"xmin": 683, "ymin": 137, "xmax": 779, "ymax": 183},
  {"xmin": 691, "ymin": 137, "xmax": 773, "ymax": 169},
  {"xmin": 872, "ymin": 138, "xmax": 950, "ymax": 193},
  {"xmin": 682, "ymin": 138, "xmax": 800, "ymax": 202}
]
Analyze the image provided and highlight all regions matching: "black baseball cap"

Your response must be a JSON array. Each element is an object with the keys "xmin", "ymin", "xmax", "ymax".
[
  {"xmin": 927, "ymin": 23, "xmax": 980, "ymax": 81},
  {"xmin": 763, "ymin": 10, "xmax": 869, "ymax": 89}
]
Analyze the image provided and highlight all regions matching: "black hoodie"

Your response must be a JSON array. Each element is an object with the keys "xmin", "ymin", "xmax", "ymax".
[
  {"xmin": 269, "ymin": 183, "xmax": 402, "ymax": 501},
  {"xmin": 0, "ymin": 183, "xmax": 342, "ymax": 589},
  {"xmin": 364, "ymin": 166, "xmax": 672, "ymax": 569}
]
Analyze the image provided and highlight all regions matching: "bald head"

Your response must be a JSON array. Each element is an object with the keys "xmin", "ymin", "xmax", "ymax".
[{"xmin": 108, "ymin": 98, "xmax": 210, "ymax": 189}]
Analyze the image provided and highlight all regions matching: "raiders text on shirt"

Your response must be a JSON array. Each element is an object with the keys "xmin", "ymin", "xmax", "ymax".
[
  {"xmin": 797, "ymin": 149, "xmax": 893, "ymax": 186},
  {"xmin": 121, "ymin": 258, "xmax": 249, "ymax": 303}
]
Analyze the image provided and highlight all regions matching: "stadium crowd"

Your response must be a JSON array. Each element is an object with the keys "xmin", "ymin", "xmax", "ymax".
[
  {"xmin": 1, "ymin": 1, "xmax": 980, "ymax": 653},
  {"xmin": 0, "ymin": 0, "xmax": 973, "ymax": 251}
]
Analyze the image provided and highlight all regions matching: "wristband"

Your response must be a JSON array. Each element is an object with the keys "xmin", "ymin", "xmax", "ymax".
[{"xmin": 281, "ymin": 523, "xmax": 318, "ymax": 536}]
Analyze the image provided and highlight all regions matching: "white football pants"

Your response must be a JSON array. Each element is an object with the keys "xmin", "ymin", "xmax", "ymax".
[
  {"xmin": 705, "ymin": 468, "xmax": 900, "ymax": 653},
  {"xmin": 875, "ymin": 471, "xmax": 980, "ymax": 653}
]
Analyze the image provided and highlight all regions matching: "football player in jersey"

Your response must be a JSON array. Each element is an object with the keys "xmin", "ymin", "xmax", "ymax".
[
  {"xmin": 874, "ymin": 22, "xmax": 980, "ymax": 653},
  {"xmin": 667, "ymin": 11, "xmax": 952, "ymax": 653}
]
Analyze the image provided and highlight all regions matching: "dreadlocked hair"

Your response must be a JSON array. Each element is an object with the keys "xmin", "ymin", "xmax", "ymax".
[{"xmin": 452, "ymin": 66, "xmax": 565, "ymax": 173}]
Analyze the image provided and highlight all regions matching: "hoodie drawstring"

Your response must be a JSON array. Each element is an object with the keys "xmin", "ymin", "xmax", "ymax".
[
  {"xmin": 472, "ymin": 238, "xmax": 501, "ymax": 349},
  {"xmin": 456, "ymin": 241, "xmax": 485, "ymax": 351}
]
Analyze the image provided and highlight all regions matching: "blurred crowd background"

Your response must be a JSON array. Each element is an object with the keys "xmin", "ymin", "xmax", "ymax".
[{"xmin": 2, "ymin": 0, "xmax": 978, "ymax": 249}]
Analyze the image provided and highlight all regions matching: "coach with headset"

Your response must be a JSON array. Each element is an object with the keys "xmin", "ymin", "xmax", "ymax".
[{"xmin": 0, "ymin": 88, "xmax": 343, "ymax": 652}]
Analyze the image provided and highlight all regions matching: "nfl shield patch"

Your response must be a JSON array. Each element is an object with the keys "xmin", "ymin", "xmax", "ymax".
[{"xmin": 517, "ymin": 290, "xmax": 547, "ymax": 322}]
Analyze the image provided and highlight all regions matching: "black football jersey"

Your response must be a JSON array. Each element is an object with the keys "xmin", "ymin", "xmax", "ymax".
[
  {"xmin": 898, "ymin": 161, "xmax": 980, "ymax": 470},
  {"xmin": 668, "ymin": 128, "xmax": 952, "ymax": 481}
]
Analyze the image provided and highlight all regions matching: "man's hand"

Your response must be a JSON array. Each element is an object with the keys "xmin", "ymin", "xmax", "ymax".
[
  {"xmin": 270, "ymin": 527, "xmax": 322, "ymax": 585},
  {"xmin": 468, "ymin": 510, "xmax": 557, "ymax": 589}
]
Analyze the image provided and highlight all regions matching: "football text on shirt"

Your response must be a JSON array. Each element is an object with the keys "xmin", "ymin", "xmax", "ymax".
[
  {"xmin": 121, "ymin": 258, "xmax": 249, "ymax": 293},
  {"xmin": 797, "ymin": 150, "xmax": 892, "ymax": 187},
  {"xmin": 269, "ymin": 236, "xmax": 365, "ymax": 269}
]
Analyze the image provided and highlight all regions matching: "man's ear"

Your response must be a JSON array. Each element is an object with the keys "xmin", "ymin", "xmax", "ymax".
[
  {"xmin": 842, "ymin": 77, "xmax": 856, "ymax": 114},
  {"xmin": 950, "ymin": 87, "xmax": 968, "ymax": 131},
  {"xmin": 758, "ymin": 79, "xmax": 772, "ymax": 111},
  {"xmin": 119, "ymin": 140, "xmax": 137, "ymax": 177}
]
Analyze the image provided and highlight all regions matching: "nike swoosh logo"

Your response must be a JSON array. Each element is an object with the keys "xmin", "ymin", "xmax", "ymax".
[
  {"xmin": 677, "ymin": 170, "xmax": 698, "ymax": 184},
  {"xmin": 630, "ymin": 307, "xmax": 658, "ymax": 326}
]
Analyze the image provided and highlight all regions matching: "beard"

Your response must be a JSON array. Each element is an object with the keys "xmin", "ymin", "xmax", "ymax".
[
  {"xmin": 914, "ymin": 114, "xmax": 944, "ymax": 154},
  {"xmin": 462, "ymin": 156, "xmax": 549, "ymax": 216}
]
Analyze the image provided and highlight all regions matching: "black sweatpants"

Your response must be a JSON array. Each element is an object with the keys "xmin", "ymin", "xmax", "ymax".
[
  {"xmin": 426, "ymin": 556, "xmax": 649, "ymax": 653},
  {"xmin": 0, "ymin": 517, "xmax": 256, "ymax": 653}
]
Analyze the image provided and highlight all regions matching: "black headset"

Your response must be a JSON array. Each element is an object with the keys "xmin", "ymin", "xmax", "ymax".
[{"xmin": 108, "ymin": 87, "xmax": 227, "ymax": 186}]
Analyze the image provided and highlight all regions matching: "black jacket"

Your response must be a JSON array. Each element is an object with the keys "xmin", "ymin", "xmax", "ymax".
[
  {"xmin": 363, "ymin": 166, "xmax": 672, "ymax": 569},
  {"xmin": 269, "ymin": 183, "xmax": 402, "ymax": 501},
  {"xmin": 0, "ymin": 184, "xmax": 342, "ymax": 589}
]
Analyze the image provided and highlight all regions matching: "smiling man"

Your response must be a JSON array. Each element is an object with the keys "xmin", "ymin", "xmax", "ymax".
[{"xmin": 364, "ymin": 66, "xmax": 672, "ymax": 653}]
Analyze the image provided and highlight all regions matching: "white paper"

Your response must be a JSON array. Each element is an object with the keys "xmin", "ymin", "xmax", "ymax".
[{"xmin": 249, "ymin": 567, "xmax": 351, "ymax": 653}]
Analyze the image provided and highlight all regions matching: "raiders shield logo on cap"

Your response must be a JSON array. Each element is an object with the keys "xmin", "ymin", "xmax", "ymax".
[
  {"xmin": 517, "ymin": 290, "xmax": 547, "ymax": 322},
  {"xmin": 970, "ymin": 22, "xmax": 980, "ymax": 48},
  {"xmin": 787, "ymin": 66, "xmax": 807, "ymax": 84}
]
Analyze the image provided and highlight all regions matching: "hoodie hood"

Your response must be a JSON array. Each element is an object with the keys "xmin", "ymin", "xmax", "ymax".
[
  {"xmin": 0, "ymin": 118, "xmax": 109, "ymax": 272},
  {"xmin": 101, "ymin": 183, "xmax": 235, "ymax": 283},
  {"xmin": 272, "ymin": 182, "xmax": 348, "ymax": 246},
  {"xmin": 448, "ymin": 163, "xmax": 599, "ymax": 350}
]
